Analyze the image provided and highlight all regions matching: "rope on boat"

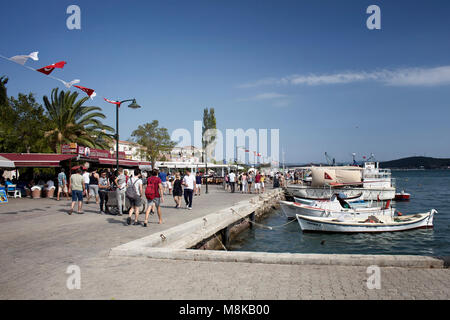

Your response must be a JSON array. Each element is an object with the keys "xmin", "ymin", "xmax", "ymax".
[{"xmin": 230, "ymin": 208, "xmax": 298, "ymax": 230}]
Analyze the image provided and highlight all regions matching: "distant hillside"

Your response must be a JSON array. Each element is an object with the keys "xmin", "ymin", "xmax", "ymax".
[{"xmin": 380, "ymin": 157, "xmax": 450, "ymax": 169}]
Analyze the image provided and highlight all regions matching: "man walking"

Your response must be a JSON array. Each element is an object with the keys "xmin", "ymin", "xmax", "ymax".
[
  {"xmin": 143, "ymin": 169, "xmax": 164, "ymax": 226},
  {"xmin": 158, "ymin": 169, "xmax": 168, "ymax": 195},
  {"xmin": 98, "ymin": 170, "xmax": 111, "ymax": 214},
  {"xmin": 254, "ymin": 171, "xmax": 262, "ymax": 194},
  {"xmin": 114, "ymin": 167, "xmax": 126, "ymax": 216},
  {"xmin": 82, "ymin": 168, "xmax": 90, "ymax": 203},
  {"xmin": 195, "ymin": 171, "xmax": 202, "ymax": 196},
  {"xmin": 68, "ymin": 168, "xmax": 85, "ymax": 215},
  {"xmin": 182, "ymin": 170, "xmax": 196, "ymax": 210},
  {"xmin": 57, "ymin": 168, "xmax": 68, "ymax": 201},
  {"xmin": 229, "ymin": 170, "xmax": 236, "ymax": 193}
]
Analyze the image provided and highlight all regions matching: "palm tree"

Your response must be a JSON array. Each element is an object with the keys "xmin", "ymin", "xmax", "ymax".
[{"xmin": 43, "ymin": 88, "xmax": 114, "ymax": 153}]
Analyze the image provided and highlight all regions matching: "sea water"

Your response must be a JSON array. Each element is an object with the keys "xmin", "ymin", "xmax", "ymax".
[{"xmin": 229, "ymin": 170, "xmax": 450, "ymax": 256}]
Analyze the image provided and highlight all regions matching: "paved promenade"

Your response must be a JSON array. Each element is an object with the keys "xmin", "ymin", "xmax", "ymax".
[{"xmin": 0, "ymin": 186, "xmax": 449, "ymax": 300}]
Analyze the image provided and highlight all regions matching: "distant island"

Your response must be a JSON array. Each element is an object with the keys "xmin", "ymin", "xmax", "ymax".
[
  {"xmin": 284, "ymin": 156, "xmax": 450, "ymax": 169},
  {"xmin": 380, "ymin": 156, "xmax": 450, "ymax": 169}
]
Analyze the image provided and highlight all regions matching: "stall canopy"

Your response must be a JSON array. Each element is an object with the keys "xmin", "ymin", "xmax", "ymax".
[
  {"xmin": 0, "ymin": 153, "xmax": 77, "ymax": 168},
  {"xmin": 0, "ymin": 155, "xmax": 15, "ymax": 168}
]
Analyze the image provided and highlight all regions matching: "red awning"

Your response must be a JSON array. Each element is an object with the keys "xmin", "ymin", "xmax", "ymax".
[
  {"xmin": 98, "ymin": 158, "xmax": 140, "ymax": 167},
  {"xmin": 0, "ymin": 153, "xmax": 77, "ymax": 168}
]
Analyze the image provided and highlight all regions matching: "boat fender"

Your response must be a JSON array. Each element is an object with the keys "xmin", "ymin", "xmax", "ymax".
[{"xmin": 397, "ymin": 211, "xmax": 402, "ymax": 216}]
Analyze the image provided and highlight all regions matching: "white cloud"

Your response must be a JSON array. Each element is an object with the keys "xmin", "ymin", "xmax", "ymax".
[
  {"xmin": 237, "ymin": 92, "xmax": 288, "ymax": 101},
  {"xmin": 238, "ymin": 66, "xmax": 450, "ymax": 88}
]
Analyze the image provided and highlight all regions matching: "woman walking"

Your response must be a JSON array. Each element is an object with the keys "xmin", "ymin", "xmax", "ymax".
[
  {"xmin": 172, "ymin": 172, "xmax": 183, "ymax": 208},
  {"xmin": 88, "ymin": 169, "xmax": 99, "ymax": 204}
]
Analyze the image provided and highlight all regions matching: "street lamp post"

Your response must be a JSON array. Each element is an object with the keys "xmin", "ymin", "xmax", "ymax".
[
  {"xmin": 105, "ymin": 98, "xmax": 141, "ymax": 171},
  {"xmin": 203, "ymin": 150, "xmax": 208, "ymax": 194}
]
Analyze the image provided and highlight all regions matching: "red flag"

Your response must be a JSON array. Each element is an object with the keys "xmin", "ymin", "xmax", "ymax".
[
  {"xmin": 257, "ymin": 153, "xmax": 261, "ymax": 157},
  {"xmin": 36, "ymin": 61, "xmax": 66, "ymax": 75},
  {"xmin": 74, "ymin": 85, "xmax": 96, "ymax": 99},
  {"xmin": 324, "ymin": 172, "xmax": 332, "ymax": 180},
  {"xmin": 245, "ymin": 150, "xmax": 249, "ymax": 152},
  {"xmin": 104, "ymin": 98, "xmax": 121, "ymax": 105}
]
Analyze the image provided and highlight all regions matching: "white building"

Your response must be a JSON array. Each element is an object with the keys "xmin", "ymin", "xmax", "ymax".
[{"xmin": 110, "ymin": 140, "xmax": 148, "ymax": 161}]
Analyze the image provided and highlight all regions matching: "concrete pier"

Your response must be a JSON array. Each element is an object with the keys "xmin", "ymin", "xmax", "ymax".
[{"xmin": 0, "ymin": 186, "xmax": 449, "ymax": 300}]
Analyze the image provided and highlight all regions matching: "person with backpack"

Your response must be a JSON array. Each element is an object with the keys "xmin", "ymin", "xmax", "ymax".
[
  {"xmin": 144, "ymin": 169, "xmax": 164, "ymax": 226},
  {"xmin": 125, "ymin": 169, "xmax": 143, "ymax": 226}
]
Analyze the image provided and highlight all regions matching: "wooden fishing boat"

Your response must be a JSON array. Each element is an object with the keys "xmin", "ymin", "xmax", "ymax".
[
  {"xmin": 280, "ymin": 195, "xmax": 386, "ymax": 219},
  {"xmin": 295, "ymin": 209, "xmax": 436, "ymax": 233}
]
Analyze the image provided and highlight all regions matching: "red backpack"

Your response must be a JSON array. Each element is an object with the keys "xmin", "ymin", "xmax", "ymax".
[{"xmin": 145, "ymin": 176, "xmax": 159, "ymax": 200}]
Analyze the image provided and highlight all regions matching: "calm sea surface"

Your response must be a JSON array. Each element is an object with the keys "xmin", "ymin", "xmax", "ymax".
[{"xmin": 230, "ymin": 170, "xmax": 450, "ymax": 256}]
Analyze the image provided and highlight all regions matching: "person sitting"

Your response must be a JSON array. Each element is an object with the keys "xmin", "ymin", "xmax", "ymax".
[{"xmin": 5, "ymin": 179, "xmax": 14, "ymax": 192}]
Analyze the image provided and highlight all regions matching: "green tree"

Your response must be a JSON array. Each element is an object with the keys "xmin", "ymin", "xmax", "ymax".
[
  {"xmin": 202, "ymin": 107, "xmax": 217, "ymax": 161},
  {"xmin": 131, "ymin": 120, "xmax": 176, "ymax": 166},
  {"xmin": 0, "ymin": 77, "xmax": 51, "ymax": 153},
  {"xmin": 42, "ymin": 88, "xmax": 114, "ymax": 153}
]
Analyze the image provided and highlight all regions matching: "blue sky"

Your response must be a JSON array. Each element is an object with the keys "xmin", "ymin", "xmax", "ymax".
[{"xmin": 1, "ymin": 0, "xmax": 450, "ymax": 163}]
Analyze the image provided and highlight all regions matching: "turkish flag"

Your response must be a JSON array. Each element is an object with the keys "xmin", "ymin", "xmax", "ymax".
[
  {"xmin": 36, "ymin": 61, "xmax": 66, "ymax": 75},
  {"xmin": 104, "ymin": 98, "xmax": 121, "ymax": 105},
  {"xmin": 324, "ymin": 172, "xmax": 332, "ymax": 180},
  {"xmin": 74, "ymin": 85, "xmax": 96, "ymax": 99}
]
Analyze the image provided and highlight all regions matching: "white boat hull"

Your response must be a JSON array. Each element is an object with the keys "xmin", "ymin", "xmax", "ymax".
[
  {"xmin": 295, "ymin": 210, "xmax": 436, "ymax": 233},
  {"xmin": 286, "ymin": 185, "xmax": 395, "ymax": 201},
  {"xmin": 280, "ymin": 200, "xmax": 388, "ymax": 219}
]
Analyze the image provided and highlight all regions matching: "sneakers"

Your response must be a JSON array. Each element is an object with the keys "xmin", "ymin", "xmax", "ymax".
[
  {"xmin": 143, "ymin": 222, "xmax": 148, "ymax": 227},
  {"xmin": 126, "ymin": 217, "xmax": 131, "ymax": 225},
  {"xmin": 188, "ymin": 207, "xmax": 192, "ymax": 210},
  {"xmin": 133, "ymin": 221, "xmax": 140, "ymax": 226},
  {"xmin": 68, "ymin": 209, "xmax": 73, "ymax": 215}
]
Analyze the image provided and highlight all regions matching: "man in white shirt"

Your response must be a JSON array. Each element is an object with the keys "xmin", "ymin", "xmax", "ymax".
[
  {"xmin": 182, "ymin": 170, "xmax": 196, "ymax": 210},
  {"xmin": 229, "ymin": 171, "xmax": 236, "ymax": 193},
  {"xmin": 82, "ymin": 169, "xmax": 90, "ymax": 200}
]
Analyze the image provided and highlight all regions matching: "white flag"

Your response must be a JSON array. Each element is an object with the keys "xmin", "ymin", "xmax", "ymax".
[{"xmin": 9, "ymin": 51, "xmax": 39, "ymax": 65}]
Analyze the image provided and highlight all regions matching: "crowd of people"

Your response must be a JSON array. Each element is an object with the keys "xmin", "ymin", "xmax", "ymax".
[
  {"xmin": 2, "ymin": 166, "xmax": 295, "ymax": 228},
  {"xmin": 58, "ymin": 167, "xmax": 199, "ymax": 227}
]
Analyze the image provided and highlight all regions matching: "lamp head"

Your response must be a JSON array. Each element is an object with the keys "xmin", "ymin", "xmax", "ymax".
[{"xmin": 128, "ymin": 99, "xmax": 141, "ymax": 109}]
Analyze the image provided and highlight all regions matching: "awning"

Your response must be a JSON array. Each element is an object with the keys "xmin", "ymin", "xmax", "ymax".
[
  {"xmin": 0, "ymin": 155, "xmax": 15, "ymax": 168},
  {"xmin": 0, "ymin": 153, "xmax": 77, "ymax": 168},
  {"xmin": 98, "ymin": 158, "xmax": 140, "ymax": 167}
]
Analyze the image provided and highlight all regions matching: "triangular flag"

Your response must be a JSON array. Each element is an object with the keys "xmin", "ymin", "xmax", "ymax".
[
  {"xmin": 36, "ymin": 61, "xmax": 66, "ymax": 75},
  {"xmin": 74, "ymin": 85, "xmax": 96, "ymax": 99},
  {"xmin": 59, "ymin": 79, "xmax": 80, "ymax": 88},
  {"xmin": 9, "ymin": 51, "xmax": 39, "ymax": 65},
  {"xmin": 324, "ymin": 172, "xmax": 332, "ymax": 180},
  {"xmin": 104, "ymin": 98, "xmax": 121, "ymax": 105}
]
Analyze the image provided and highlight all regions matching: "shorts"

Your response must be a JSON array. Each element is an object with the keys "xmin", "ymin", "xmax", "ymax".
[
  {"xmin": 84, "ymin": 183, "xmax": 89, "ymax": 192},
  {"xmin": 127, "ymin": 196, "xmax": 142, "ymax": 207},
  {"xmin": 58, "ymin": 185, "xmax": 68, "ymax": 193},
  {"xmin": 254, "ymin": 183, "xmax": 261, "ymax": 189},
  {"xmin": 196, "ymin": 184, "xmax": 201, "ymax": 189},
  {"xmin": 89, "ymin": 185, "xmax": 99, "ymax": 196},
  {"xmin": 162, "ymin": 181, "xmax": 169, "ymax": 188},
  {"xmin": 261, "ymin": 182, "xmax": 265, "ymax": 188},
  {"xmin": 147, "ymin": 197, "xmax": 161, "ymax": 208},
  {"xmin": 71, "ymin": 190, "xmax": 83, "ymax": 202}
]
